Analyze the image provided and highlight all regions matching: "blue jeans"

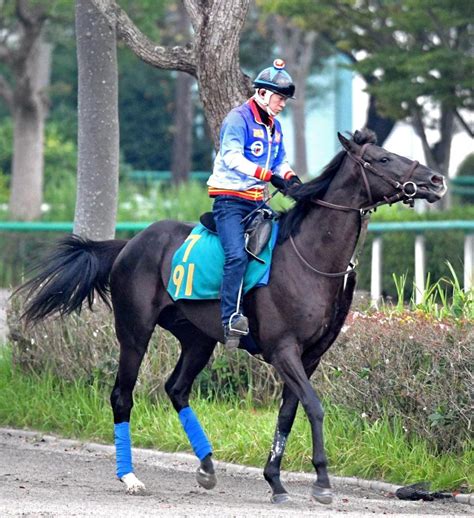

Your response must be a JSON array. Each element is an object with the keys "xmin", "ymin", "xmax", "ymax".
[{"xmin": 213, "ymin": 196, "xmax": 262, "ymax": 325}]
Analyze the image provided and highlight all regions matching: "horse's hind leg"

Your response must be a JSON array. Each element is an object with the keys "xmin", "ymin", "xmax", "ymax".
[
  {"xmin": 164, "ymin": 323, "xmax": 217, "ymax": 489},
  {"xmin": 110, "ymin": 306, "xmax": 156, "ymax": 495}
]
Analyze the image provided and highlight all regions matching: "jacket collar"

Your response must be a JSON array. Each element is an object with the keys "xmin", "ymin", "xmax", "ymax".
[{"xmin": 248, "ymin": 98, "xmax": 274, "ymax": 128}]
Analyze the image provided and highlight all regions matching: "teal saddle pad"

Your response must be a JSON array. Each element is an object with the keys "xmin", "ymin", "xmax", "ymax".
[{"xmin": 167, "ymin": 223, "xmax": 278, "ymax": 301}]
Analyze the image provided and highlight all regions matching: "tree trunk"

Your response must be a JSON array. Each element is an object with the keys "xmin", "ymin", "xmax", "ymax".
[
  {"xmin": 290, "ymin": 32, "xmax": 315, "ymax": 176},
  {"xmin": 411, "ymin": 104, "xmax": 454, "ymax": 210},
  {"xmin": 8, "ymin": 37, "xmax": 52, "ymax": 221},
  {"xmin": 366, "ymin": 94, "xmax": 396, "ymax": 145},
  {"xmin": 171, "ymin": 72, "xmax": 194, "ymax": 184},
  {"xmin": 171, "ymin": 3, "xmax": 194, "ymax": 184},
  {"xmin": 272, "ymin": 18, "xmax": 315, "ymax": 176},
  {"xmin": 74, "ymin": 0, "xmax": 119, "ymax": 240},
  {"xmin": 193, "ymin": 1, "xmax": 252, "ymax": 148}
]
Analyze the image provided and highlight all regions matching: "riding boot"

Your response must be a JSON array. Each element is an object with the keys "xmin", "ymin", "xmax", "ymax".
[{"xmin": 223, "ymin": 313, "xmax": 249, "ymax": 349}]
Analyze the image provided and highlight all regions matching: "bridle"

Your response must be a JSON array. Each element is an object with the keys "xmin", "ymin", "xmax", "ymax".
[
  {"xmin": 348, "ymin": 142, "xmax": 419, "ymax": 209},
  {"xmin": 289, "ymin": 143, "xmax": 420, "ymax": 278},
  {"xmin": 314, "ymin": 142, "xmax": 420, "ymax": 214}
]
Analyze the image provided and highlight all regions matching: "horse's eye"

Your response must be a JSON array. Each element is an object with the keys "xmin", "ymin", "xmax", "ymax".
[{"xmin": 380, "ymin": 157, "xmax": 389, "ymax": 163}]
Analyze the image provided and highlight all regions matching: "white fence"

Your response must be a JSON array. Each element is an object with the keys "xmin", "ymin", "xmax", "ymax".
[{"xmin": 369, "ymin": 221, "xmax": 474, "ymax": 304}]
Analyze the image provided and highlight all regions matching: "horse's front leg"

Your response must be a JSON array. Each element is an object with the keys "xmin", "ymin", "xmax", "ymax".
[
  {"xmin": 272, "ymin": 347, "xmax": 333, "ymax": 505},
  {"xmin": 263, "ymin": 384, "xmax": 299, "ymax": 503}
]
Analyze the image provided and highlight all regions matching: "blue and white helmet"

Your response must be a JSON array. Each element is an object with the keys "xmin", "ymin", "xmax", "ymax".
[{"xmin": 253, "ymin": 59, "xmax": 295, "ymax": 99}]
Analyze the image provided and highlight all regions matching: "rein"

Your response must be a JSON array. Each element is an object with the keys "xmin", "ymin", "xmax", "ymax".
[
  {"xmin": 290, "ymin": 143, "xmax": 419, "ymax": 278},
  {"xmin": 289, "ymin": 212, "xmax": 370, "ymax": 278}
]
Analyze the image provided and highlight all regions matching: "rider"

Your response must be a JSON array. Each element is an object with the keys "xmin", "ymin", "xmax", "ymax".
[{"xmin": 207, "ymin": 59, "xmax": 302, "ymax": 349}]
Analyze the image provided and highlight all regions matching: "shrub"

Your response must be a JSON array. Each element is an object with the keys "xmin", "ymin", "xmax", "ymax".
[
  {"xmin": 316, "ymin": 311, "xmax": 472, "ymax": 453},
  {"xmin": 8, "ymin": 296, "xmax": 472, "ymax": 453}
]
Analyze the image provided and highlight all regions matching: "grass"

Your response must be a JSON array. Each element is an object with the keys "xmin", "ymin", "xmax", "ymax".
[
  {"xmin": 387, "ymin": 263, "xmax": 473, "ymax": 320},
  {"xmin": 0, "ymin": 348, "xmax": 471, "ymax": 492}
]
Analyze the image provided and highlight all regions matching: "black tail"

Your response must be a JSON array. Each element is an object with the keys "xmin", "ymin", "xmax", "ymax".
[{"xmin": 16, "ymin": 234, "xmax": 128, "ymax": 324}]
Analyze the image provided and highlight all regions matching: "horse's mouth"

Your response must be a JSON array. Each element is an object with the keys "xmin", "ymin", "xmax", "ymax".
[{"xmin": 418, "ymin": 174, "xmax": 447, "ymax": 203}]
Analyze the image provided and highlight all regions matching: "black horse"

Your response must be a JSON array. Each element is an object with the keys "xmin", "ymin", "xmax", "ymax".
[{"xmin": 18, "ymin": 130, "xmax": 446, "ymax": 504}]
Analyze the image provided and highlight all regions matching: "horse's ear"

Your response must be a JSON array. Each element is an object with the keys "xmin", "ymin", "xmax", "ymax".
[{"xmin": 337, "ymin": 132, "xmax": 359, "ymax": 154}]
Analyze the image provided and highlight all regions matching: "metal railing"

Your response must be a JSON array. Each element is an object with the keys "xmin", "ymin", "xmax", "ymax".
[
  {"xmin": 368, "ymin": 221, "xmax": 474, "ymax": 303},
  {"xmin": 0, "ymin": 220, "xmax": 473, "ymax": 300}
]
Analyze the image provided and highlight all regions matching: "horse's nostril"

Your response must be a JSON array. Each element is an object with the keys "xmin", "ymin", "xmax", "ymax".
[{"xmin": 431, "ymin": 174, "xmax": 445, "ymax": 186}]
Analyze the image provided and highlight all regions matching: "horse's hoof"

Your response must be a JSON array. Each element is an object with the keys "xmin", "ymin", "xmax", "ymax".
[
  {"xmin": 312, "ymin": 485, "xmax": 333, "ymax": 504},
  {"xmin": 196, "ymin": 467, "xmax": 217, "ymax": 490},
  {"xmin": 120, "ymin": 473, "xmax": 147, "ymax": 495},
  {"xmin": 271, "ymin": 493, "xmax": 292, "ymax": 505}
]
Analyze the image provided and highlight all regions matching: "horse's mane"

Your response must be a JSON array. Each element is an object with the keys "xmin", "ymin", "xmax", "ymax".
[{"xmin": 277, "ymin": 128, "xmax": 377, "ymax": 243}]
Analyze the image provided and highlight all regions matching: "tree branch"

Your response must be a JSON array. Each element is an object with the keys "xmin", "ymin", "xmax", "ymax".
[
  {"xmin": 16, "ymin": 0, "xmax": 47, "ymax": 27},
  {"xmin": 183, "ymin": 0, "xmax": 203, "ymax": 31},
  {"xmin": 411, "ymin": 107, "xmax": 437, "ymax": 169},
  {"xmin": 0, "ymin": 74, "xmax": 14, "ymax": 110},
  {"xmin": 0, "ymin": 43, "xmax": 12, "ymax": 63},
  {"xmin": 454, "ymin": 108, "xmax": 474, "ymax": 138},
  {"xmin": 426, "ymin": 7, "xmax": 451, "ymax": 48},
  {"xmin": 91, "ymin": 0, "xmax": 197, "ymax": 76}
]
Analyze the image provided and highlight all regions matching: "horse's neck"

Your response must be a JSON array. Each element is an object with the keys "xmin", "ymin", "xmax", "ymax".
[{"xmin": 295, "ymin": 168, "xmax": 367, "ymax": 274}]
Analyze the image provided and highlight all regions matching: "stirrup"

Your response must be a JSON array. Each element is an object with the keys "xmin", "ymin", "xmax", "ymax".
[
  {"xmin": 228, "ymin": 313, "xmax": 249, "ymax": 335},
  {"xmin": 224, "ymin": 314, "xmax": 249, "ymax": 350}
]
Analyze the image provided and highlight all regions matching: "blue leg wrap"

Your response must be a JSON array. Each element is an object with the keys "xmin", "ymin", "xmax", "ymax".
[
  {"xmin": 114, "ymin": 422, "xmax": 133, "ymax": 478},
  {"xmin": 178, "ymin": 406, "xmax": 212, "ymax": 460}
]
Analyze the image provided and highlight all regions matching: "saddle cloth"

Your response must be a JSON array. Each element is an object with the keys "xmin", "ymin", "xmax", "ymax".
[{"xmin": 167, "ymin": 223, "xmax": 278, "ymax": 301}]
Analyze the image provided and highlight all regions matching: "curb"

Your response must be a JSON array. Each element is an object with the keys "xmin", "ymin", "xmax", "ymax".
[{"xmin": 1, "ymin": 427, "xmax": 472, "ymax": 506}]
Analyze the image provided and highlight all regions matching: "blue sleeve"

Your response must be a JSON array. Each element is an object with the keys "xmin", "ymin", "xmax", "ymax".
[{"xmin": 219, "ymin": 111, "xmax": 260, "ymax": 176}]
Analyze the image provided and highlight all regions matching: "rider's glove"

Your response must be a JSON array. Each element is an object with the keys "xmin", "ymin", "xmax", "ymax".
[
  {"xmin": 286, "ymin": 174, "xmax": 303, "ymax": 188},
  {"xmin": 270, "ymin": 174, "xmax": 287, "ymax": 191},
  {"xmin": 270, "ymin": 174, "xmax": 302, "ymax": 194}
]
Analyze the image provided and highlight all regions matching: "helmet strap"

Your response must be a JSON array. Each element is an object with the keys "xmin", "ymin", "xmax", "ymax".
[{"xmin": 254, "ymin": 90, "xmax": 277, "ymax": 117}]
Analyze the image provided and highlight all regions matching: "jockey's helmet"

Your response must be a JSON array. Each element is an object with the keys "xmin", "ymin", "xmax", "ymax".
[{"xmin": 253, "ymin": 59, "xmax": 295, "ymax": 99}]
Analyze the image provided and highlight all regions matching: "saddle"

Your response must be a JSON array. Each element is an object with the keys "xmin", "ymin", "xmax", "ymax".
[{"xmin": 199, "ymin": 208, "xmax": 275, "ymax": 264}]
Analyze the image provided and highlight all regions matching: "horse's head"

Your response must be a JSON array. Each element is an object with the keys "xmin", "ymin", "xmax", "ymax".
[{"xmin": 337, "ymin": 131, "xmax": 447, "ymax": 206}]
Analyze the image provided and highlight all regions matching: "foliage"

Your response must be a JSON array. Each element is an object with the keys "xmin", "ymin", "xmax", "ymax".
[
  {"xmin": 456, "ymin": 153, "xmax": 474, "ymax": 177},
  {"xmin": 117, "ymin": 49, "xmax": 191, "ymax": 172},
  {"xmin": 0, "ymin": 119, "xmax": 76, "ymax": 182},
  {"xmin": 45, "ymin": 17, "xmax": 213, "ymax": 174},
  {"xmin": 0, "ymin": 119, "xmax": 13, "ymax": 175},
  {"xmin": 262, "ymin": 0, "xmax": 473, "ymax": 119},
  {"xmin": 320, "ymin": 310, "xmax": 472, "ymax": 453},
  {"xmin": 117, "ymin": 181, "xmax": 212, "ymax": 222},
  {"xmin": 390, "ymin": 263, "xmax": 473, "ymax": 320}
]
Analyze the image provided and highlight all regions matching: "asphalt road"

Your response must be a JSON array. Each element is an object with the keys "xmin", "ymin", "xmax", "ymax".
[{"xmin": 0, "ymin": 428, "xmax": 470, "ymax": 518}]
